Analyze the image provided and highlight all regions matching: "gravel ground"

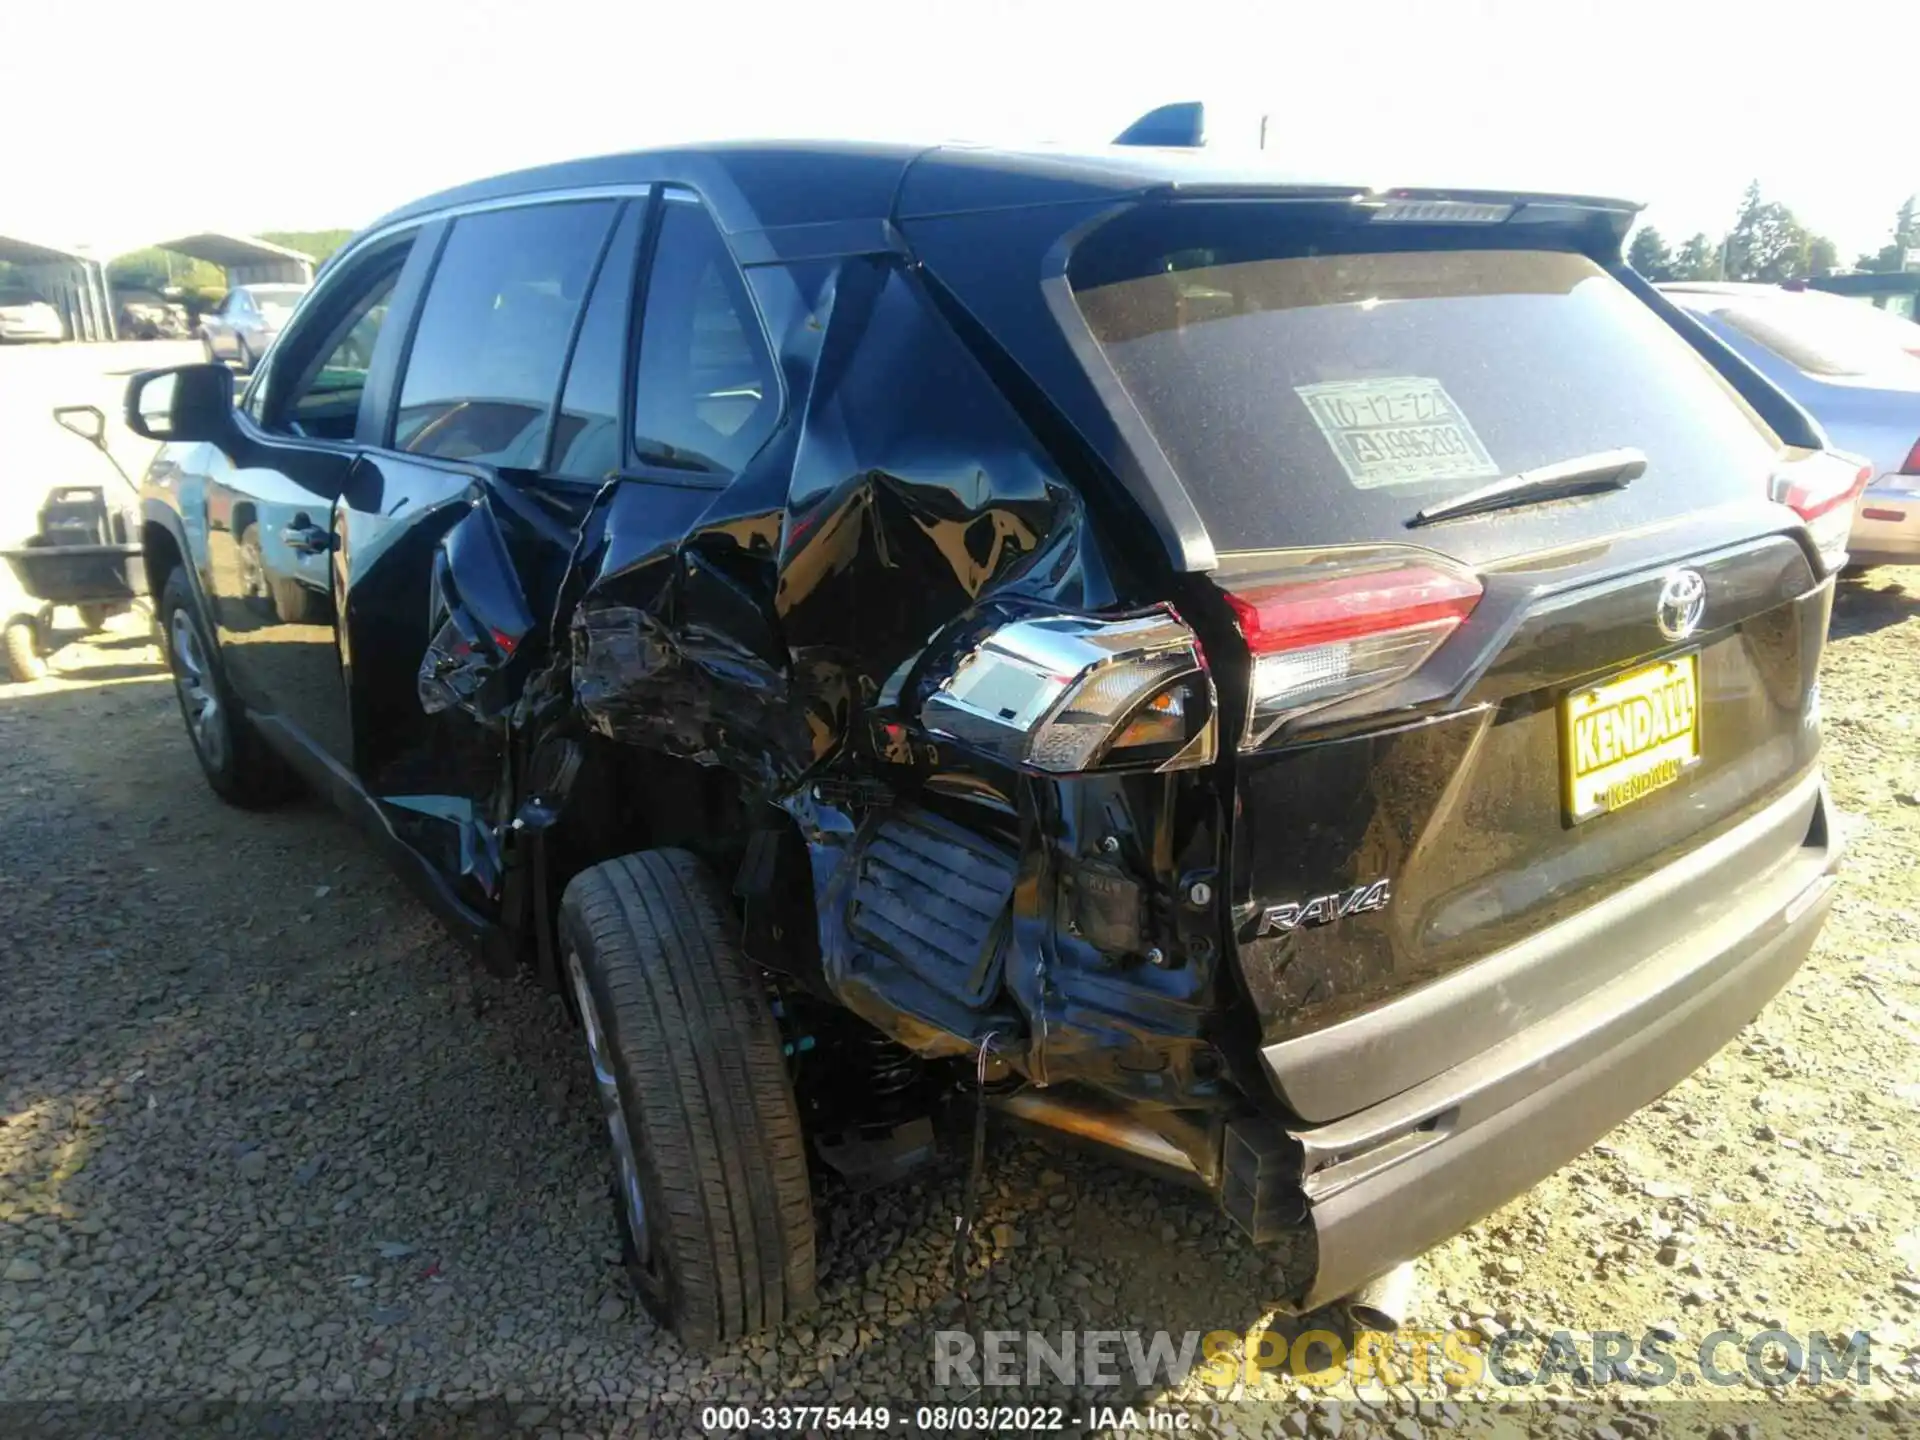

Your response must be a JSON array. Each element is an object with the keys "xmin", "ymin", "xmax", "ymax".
[{"xmin": 2, "ymin": 563, "xmax": 1919, "ymax": 1438}]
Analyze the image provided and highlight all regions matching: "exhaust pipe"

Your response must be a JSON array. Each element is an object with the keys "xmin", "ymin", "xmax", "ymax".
[
  {"xmin": 990, "ymin": 1089, "xmax": 1206, "ymax": 1185},
  {"xmin": 1343, "ymin": 1260, "xmax": 1417, "ymax": 1332}
]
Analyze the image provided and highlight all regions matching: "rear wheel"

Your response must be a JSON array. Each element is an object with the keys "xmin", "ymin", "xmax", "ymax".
[
  {"xmin": 3, "ymin": 617, "xmax": 45, "ymax": 683},
  {"xmin": 76, "ymin": 603, "xmax": 114, "ymax": 633},
  {"xmin": 269, "ymin": 576, "xmax": 317, "ymax": 625},
  {"xmin": 559, "ymin": 849, "xmax": 816, "ymax": 1346},
  {"xmin": 156, "ymin": 568, "xmax": 297, "ymax": 807}
]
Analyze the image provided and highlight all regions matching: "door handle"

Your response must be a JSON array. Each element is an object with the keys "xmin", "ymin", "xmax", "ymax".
[{"xmin": 281, "ymin": 522, "xmax": 331, "ymax": 554}]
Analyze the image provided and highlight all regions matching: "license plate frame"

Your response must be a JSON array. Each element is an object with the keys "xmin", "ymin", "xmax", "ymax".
[{"xmin": 1561, "ymin": 652, "xmax": 1702, "ymax": 824}]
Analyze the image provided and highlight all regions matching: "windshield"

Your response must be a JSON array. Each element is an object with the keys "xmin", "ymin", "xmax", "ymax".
[{"xmin": 1068, "ymin": 203, "xmax": 1783, "ymax": 559}]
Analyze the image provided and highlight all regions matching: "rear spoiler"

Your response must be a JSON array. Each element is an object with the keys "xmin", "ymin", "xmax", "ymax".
[{"xmin": 1110, "ymin": 103, "xmax": 1638, "ymax": 245}]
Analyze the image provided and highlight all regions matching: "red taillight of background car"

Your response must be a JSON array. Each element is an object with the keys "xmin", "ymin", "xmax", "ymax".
[
  {"xmin": 1774, "ymin": 452, "xmax": 1872, "ymax": 574},
  {"xmin": 1219, "ymin": 552, "xmax": 1483, "ymax": 749}
]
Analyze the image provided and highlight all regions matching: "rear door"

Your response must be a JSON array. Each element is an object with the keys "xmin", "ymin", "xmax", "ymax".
[
  {"xmin": 1056, "ymin": 203, "xmax": 1834, "ymax": 1095},
  {"xmin": 335, "ymin": 196, "xmax": 633, "ymax": 908}
]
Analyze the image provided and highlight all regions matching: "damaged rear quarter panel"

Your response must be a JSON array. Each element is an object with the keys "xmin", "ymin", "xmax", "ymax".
[{"xmin": 564, "ymin": 241, "xmax": 1232, "ymax": 1105}]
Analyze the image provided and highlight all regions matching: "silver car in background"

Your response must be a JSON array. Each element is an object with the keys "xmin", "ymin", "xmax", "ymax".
[
  {"xmin": 1662, "ymin": 282, "xmax": 1920, "ymax": 567},
  {"xmin": 200, "ymin": 283, "xmax": 309, "ymax": 370}
]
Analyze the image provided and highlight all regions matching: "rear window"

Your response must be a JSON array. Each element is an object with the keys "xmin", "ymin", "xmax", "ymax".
[
  {"xmin": 252, "ymin": 289, "xmax": 304, "ymax": 321},
  {"xmin": 1068, "ymin": 205, "xmax": 1783, "ymax": 559},
  {"xmin": 1707, "ymin": 295, "xmax": 1920, "ymax": 379}
]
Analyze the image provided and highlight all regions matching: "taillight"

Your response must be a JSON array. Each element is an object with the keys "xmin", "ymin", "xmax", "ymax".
[
  {"xmin": 920, "ymin": 608, "xmax": 1218, "ymax": 775},
  {"xmin": 1774, "ymin": 450, "xmax": 1871, "ymax": 575},
  {"xmin": 1218, "ymin": 550, "xmax": 1483, "ymax": 749}
]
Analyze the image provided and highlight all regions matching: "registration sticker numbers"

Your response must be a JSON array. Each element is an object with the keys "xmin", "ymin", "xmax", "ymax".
[
  {"xmin": 1294, "ymin": 376, "xmax": 1501, "ymax": 490},
  {"xmin": 1562, "ymin": 654, "xmax": 1701, "ymax": 823}
]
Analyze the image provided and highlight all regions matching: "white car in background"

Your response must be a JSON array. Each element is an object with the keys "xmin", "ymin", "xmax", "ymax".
[{"xmin": 0, "ymin": 288, "xmax": 66, "ymax": 343}]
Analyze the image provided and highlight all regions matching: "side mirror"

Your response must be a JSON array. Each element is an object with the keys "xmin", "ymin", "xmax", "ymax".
[
  {"xmin": 124, "ymin": 363, "xmax": 235, "ymax": 444},
  {"xmin": 52, "ymin": 404, "xmax": 108, "ymax": 449}
]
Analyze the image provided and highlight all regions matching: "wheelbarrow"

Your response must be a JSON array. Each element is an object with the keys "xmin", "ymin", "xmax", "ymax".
[{"xmin": 2, "ymin": 406, "xmax": 149, "ymax": 682}]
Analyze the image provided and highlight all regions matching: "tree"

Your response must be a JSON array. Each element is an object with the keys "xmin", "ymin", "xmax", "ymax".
[
  {"xmin": 1628, "ymin": 225, "xmax": 1676, "ymax": 281},
  {"xmin": 1719, "ymin": 181, "xmax": 1840, "ymax": 283},
  {"xmin": 1724, "ymin": 181, "xmax": 1805, "ymax": 282},
  {"xmin": 106, "ymin": 248, "xmax": 224, "ymax": 294},
  {"xmin": 1673, "ymin": 232, "xmax": 1722, "ymax": 281}
]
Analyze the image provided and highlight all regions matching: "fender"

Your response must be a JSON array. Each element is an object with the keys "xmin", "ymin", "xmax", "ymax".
[{"xmin": 140, "ymin": 493, "xmax": 220, "ymax": 642}]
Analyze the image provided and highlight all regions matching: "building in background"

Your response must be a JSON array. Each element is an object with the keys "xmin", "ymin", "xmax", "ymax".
[{"xmin": 0, "ymin": 231, "xmax": 314, "ymax": 340}]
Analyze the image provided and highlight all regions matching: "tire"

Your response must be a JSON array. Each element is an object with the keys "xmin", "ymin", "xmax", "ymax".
[
  {"xmin": 559, "ymin": 849, "xmax": 816, "ymax": 1346},
  {"xmin": 76, "ymin": 603, "xmax": 113, "ymax": 633},
  {"xmin": 237, "ymin": 524, "xmax": 273, "ymax": 615},
  {"xmin": 155, "ymin": 567, "xmax": 298, "ymax": 807},
  {"xmin": 4, "ymin": 618, "xmax": 45, "ymax": 683},
  {"xmin": 269, "ymin": 576, "xmax": 317, "ymax": 625}
]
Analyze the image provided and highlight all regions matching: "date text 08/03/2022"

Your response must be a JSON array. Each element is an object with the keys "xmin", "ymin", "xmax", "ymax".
[{"xmin": 699, "ymin": 1404, "xmax": 1190, "ymax": 1431}]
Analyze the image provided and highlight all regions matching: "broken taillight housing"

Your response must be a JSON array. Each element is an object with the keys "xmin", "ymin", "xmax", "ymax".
[
  {"xmin": 1774, "ymin": 450, "xmax": 1872, "ymax": 575},
  {"xmin": 920, "ymin": 608, "xmax": 1217, "ymax": 774},
  {"xmin": 1218, "ymin": 548, "xmax": 1483, "ymax": 749}
]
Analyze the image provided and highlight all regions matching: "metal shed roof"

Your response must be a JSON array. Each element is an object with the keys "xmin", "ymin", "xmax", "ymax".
[
  {"xmin": 145, "ymin": 232, "xmax": 315, "ymax": 268},
  {"xmin": 0, "ymin": 235, "xmax": 94, "ymax": 266}
]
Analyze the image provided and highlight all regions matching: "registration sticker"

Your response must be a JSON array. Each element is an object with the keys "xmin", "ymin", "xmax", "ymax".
[
  {"xmin": 1294, "ymin": 376, "xmax": 1501, "ymax": 490},
  {"xmin": 1562, "ymin": 654, "xmax": 1702, "ymax": 824}
]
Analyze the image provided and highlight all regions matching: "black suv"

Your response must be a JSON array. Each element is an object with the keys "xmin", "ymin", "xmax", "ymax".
[{"xmin": 129, "ymin": 138, "xmax": 1853, "ymax": 1345}]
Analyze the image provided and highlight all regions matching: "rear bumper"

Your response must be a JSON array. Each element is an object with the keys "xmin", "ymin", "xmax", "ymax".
[
  {"xmin": 1849, "ymin": 489, "xmax": 1920, "ymax": 564},
  {"xmin": 1281, "ymin": 770, "xmax": 1840, "ymax": 1310}
]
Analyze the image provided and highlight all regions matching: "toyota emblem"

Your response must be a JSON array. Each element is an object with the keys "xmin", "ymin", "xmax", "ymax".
[{"xmin": 1656, "ymin": 569, "xmax": 1707, "ymax": 642}]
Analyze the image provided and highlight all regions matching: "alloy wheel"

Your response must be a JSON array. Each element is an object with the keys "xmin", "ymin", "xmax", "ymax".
[
  {"xmin": 169, "ymin": 607, "xmax": 228, "ymax": 773},
  {"xmin": 566, "ymin": 949, "xmax": 652, "ymax": 1270}
]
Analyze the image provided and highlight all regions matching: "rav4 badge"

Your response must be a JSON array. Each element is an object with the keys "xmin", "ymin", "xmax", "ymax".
[{"xmin": 1255, "ymin": 878, "xmax": 1392, "ymax": 936}]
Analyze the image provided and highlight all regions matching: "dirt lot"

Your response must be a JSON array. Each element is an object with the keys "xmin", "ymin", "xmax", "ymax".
[{"xmin": 2, "ymin": 354, "xmax": 1919, "ymax": 1437}]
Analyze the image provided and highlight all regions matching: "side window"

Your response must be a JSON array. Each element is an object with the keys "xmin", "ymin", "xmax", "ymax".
[
  {"xmin": 396, "ymin": 201, "xmax": 617, "ymax": 468},
  {"xmin": 631, "ymin": 194, "xmax": 778, "ymax": 475},
  {"xmin": 261, "ymin": 251, "xmax": 406, "ymax": 440},
  {"xmin": 550, "ymin": 201, "xmax": 645, "ymax": 480}
]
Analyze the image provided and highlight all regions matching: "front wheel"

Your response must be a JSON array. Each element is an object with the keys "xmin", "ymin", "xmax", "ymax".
[
  {"xmin": 156, "ymin": 568, "xmax": 297, "ymax": 807},
  {"xmin": 559, "ymin": 850, "xmax": 816, "ymax": 1346}
]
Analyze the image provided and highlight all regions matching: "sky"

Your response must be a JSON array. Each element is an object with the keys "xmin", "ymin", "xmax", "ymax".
[{"xmin": 7, "ymin": 0, "xmax": 1917, "ymax": 262}]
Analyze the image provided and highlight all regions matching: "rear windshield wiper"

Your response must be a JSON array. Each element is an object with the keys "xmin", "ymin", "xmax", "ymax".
[{"xmin": 1408, "ymin": 448, "xmax": 1647, "ymax": 527}]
